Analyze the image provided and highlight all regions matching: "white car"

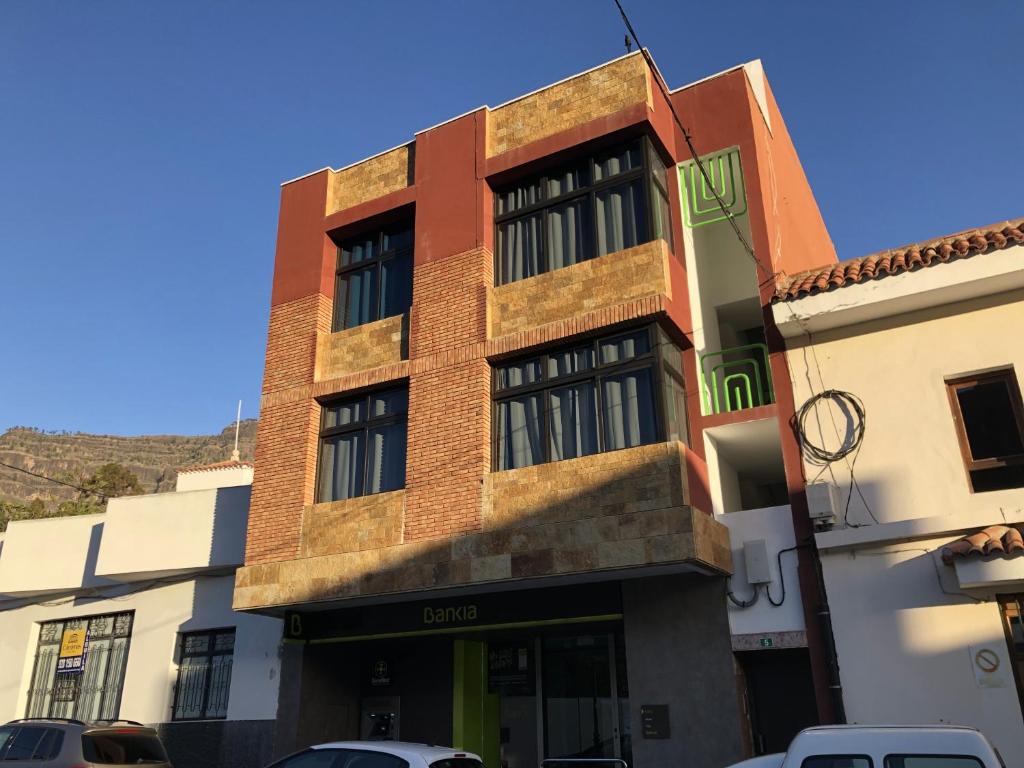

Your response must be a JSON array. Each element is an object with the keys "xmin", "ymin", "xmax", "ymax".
[
  {"xmin": 264, "ymin": 741, "xmax": 486, "ymax": 768},
  {"xmin": 728, "ymin": 726, "xmax": 1005, "ymax": 768}
]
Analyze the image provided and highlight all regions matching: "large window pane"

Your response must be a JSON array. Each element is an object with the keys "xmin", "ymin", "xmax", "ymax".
[
  {"xmin": 602, "ymin": 369, "xmax": 657, "ymax": 450},
  {"xmin": 549, "ymin": 383, "xmax": 599, "ymax": 461},
  {"xmin": 320, "ymin": 432, "xmax": 365, "ymax": 501},
  {"xmin": 337, "ymin": 266, "xmax": 377, "ymax": 330},
  {"xmin": 367, "ymin": 422, "xmax": 407, "ymax": 494},
  {"xmin": 380, "ymin": 252, "xmax": 412, "ymax": 320},
  {"xmin": 382, "ymin": 226, "xmax": 413, "ymax": 253},
  {"xmin": 499, "ymin": 213, "xmax": 543, "ymax": 284},
  {"xmin": 497, "ymin": 395, "xmax": 544, "ymax": 470},
  {"xmin": 371, "ymin": 389, "xmax": 408, "ymax": 419},
  {"xmin": 547, "ymin": 165, "xmax": 589, "ymax": 198},
  {"xmin": 546, "ymin": 199, "xmax": 588, "ymax": 271},
  {"xmin": 594, "ymin": 179, "xmax": 646, "ymax": 256}
]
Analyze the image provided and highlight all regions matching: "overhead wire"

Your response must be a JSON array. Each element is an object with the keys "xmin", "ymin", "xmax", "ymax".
[{"xmin": 0, "ymin": 460, "xmax": 107, "ymax": 502}]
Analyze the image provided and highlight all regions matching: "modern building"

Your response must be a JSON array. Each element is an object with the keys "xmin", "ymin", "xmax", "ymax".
[
  {"xmin": 235, "ymin": 51, "xmax": 844, "ymax": 768},
  {"xmin": 0, "ymin": 462, "xmax": 282, "ymax": 768},
  {"xmin": 772, "ymin": 218, "xmax": 1024, "ymax": 765}
]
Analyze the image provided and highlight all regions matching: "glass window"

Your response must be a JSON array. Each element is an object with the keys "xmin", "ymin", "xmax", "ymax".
[
  {"xmin": 947, "ymin": 369, "xmax": 1024, "ymax": 493},
  {"xmin": 339, "ymin": 751, "xmax": 409, "ymax": 768},
  {"xmin": 494, "ymin": 137, "xmax": 669, "ymax": 286},
  {"xmin": 885, "ymin": 758, "xmax": 984, "ymax": 768},
  {"xmin": 173, "ymin": 629, "xmax": 235, "ymax": 721},
  {"xmin": 494, "ymin": 326, "xmax": 675, "ymax": 470},
  {"xmin": 594, "ymin": 179, "xmax": 646, "ymax": 256},
  {"xmin": 81, "ymin": 732, "xmax": 168, "ymax": 765},
  {"xmin": 334, "ymin": 223, "xmax": 414, "ymax": 331},
  {"xmin": 5, "ymin": 727, "xmax": 47, "ymax": 760},
  {"xmin": 317, "ymin": 387, "xmax": 408, "ymax": 503},
  {"xmin": 548, "ymin": 383, "xmax": 599, "ymax": 461},
  {"xmin": 602, "ymin": 369, "xmax": 657, "ymax": 451},
  {"xmin": 271, "ymin": 750, "xmax": 345, "ymax": 768},
  {"xmin": 496, "ymin": 394, "xmax": 544, "ymax": 470},
  {"xmin": 801, "ymin": 758, "xmax": 872, "ymax": 768}
]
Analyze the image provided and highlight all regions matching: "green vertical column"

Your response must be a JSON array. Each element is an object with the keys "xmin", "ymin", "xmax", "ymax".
[{"xmin": 452, "ymin": 638, "xmax": 500, "ymax": 768}]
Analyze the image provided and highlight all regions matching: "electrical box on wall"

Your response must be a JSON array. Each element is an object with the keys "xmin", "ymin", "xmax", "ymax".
[
  {"xmin": 743, "ymin": 539, "xmax": 771, "ymax": 585},
  {"xmin": 806, "ymin": 482, "xmax": 840, "ymax": 523}
]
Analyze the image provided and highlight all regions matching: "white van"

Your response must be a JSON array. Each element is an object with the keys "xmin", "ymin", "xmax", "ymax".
[{"xmin": 727, "ymin": 726, "xmax": 1005, "ymax": 768}]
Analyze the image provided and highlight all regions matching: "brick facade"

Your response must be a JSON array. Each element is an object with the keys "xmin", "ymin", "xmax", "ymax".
[{"xmin": 236, "ymin": 50, "xmax": 732, "ymax": 609}]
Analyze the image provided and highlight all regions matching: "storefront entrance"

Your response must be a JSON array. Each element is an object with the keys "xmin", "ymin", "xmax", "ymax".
[
  {"xmin": 287, "ymin": 584, "xmax": 630, "ymax": 768},
  {"xmin": 455, "ymin": 627, "xmax": 630, "ymax": 768}
]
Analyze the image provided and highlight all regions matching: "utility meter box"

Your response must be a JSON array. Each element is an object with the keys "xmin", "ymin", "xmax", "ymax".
[{"xmin": 743, "ymin": 539, "xmax": 771, "ymax": 585}]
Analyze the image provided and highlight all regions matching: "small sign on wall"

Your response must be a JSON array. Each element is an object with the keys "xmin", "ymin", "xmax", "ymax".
[
  {"xmin": 640, "ymin": 704, "xmax": 670, "ymax": 739},
  {"xmin": 970, "ymin": 644, "xmax": 1010, "ymax": 689}
]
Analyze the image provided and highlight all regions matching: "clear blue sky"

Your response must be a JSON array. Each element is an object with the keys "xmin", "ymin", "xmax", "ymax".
[{"xmin": 2, "ymin": 1, "xmax": 1020, "ymax": 436}]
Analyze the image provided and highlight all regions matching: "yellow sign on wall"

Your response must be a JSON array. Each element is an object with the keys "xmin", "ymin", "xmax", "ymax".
[{"xmin": 59, "ymin": 629, "xmax": 87, "ymax": 659}]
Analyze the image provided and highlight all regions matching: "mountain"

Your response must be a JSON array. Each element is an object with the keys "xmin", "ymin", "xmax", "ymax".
[{"xmin": 0, "ymin": 420, "xmax": 258, "ymax": 506}]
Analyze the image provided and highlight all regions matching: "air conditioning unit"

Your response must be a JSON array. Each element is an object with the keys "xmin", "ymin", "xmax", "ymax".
[{"xmin": 805, "ymin": 482, "xmax": 840, "ymax": 524}]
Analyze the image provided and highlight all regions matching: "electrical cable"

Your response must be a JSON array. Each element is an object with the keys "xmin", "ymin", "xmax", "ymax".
[
  {"xmin": 726, "ymin": 578, "xmax": 760, "ymax": 608},
  {"xmin": 0, "ymin": 459, "xmax": 107, "ymax": 502},
  {"xmin": 765, "ymin": 544, "xmax": 803, "ymax": 607}
]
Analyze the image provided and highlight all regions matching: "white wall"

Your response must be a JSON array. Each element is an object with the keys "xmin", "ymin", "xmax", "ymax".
[
  {"xmin": 176, "ymin": 465, "xmax": 254, "ymax": 493},
  {"xmin": 98, "ymin": 486, "xmax": 250, "ymax": 581},
  {"xmin": 821, "ymin": 538, "xmax": 1024, "ymax": 765},
  {"xmin": 0, "ymin": 575, "xmax": 281, "ymax": 725},
  {"xmin": 786, "ymin": 290, "xmax": 1024, "ymax": 526},
  {"xmin": 716, "ymin": 505, "xmax": 805, "ymax": 636},
  {"xmin": 0, "ymin": 515, "xmax": 112, "ymax": 597}
]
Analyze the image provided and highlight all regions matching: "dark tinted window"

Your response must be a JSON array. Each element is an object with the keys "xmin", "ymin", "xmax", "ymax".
[
  {"xmin": 0, "ymin": 728, "xmax": 15, "ymax": 758},
  {"xmin": 273, "ymin": 750, "xmax": 346, "ymax": 768},
  {"xmin": 431, "ymin": 760, "xmax": 486, "ymax": 768},
  {"xmin": 338, "ymin": 751, "xmax": 408, "ymax": 768},
  {"xmin": 947, "ymin": 370, "xmax": 1024, "ymax": 492},
  {"xmin": 802, "ymin": 758, "xmax": 872, "ymax": 768},
  {"xmin": 4, "ymin": 727, "xmax": 47, "ymax": 760},
  {"xmin": 33, "ymin": 729, "xmax": 64, "ymax": 760},
  {"xmin": 334, "ymin": 223, "xmax": 414, "ymax": 331},
  {"xmin": 885, "ymin": 757, "xmax": 984, "ymax": 768},
  {"xmin": 82, "ymin": 731, "xmax": 168, "ymax": 764}
]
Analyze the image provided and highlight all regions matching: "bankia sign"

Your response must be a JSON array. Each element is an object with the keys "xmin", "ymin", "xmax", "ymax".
[{"xmin": 285, "ymin": 582, "xmax": 621, "ymax": 642}]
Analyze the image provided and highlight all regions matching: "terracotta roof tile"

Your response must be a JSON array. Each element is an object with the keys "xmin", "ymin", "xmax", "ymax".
[
  {"xmin": 775, "ymin": 217, "xmax": 1024, "ymax": 301},
  {"xmin": 177, "ymin": 459, "xmax": 254, "ymax": 474},
  {"xmin": 941, "ymin": 524, "xmax": 1024, "ymax": 565}
]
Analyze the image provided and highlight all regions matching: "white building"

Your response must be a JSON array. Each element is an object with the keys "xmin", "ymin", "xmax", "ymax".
[
  {"xmin": 0, "ymin": 461, "xmax": 283, "ymax": 768},
  {"xmin": 772, "ymin": 217, "xmax": 1024, "ymax": 764}
]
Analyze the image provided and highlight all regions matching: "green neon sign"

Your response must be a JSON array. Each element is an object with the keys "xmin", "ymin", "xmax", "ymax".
[{"xmin": 678, "ymin": 147, "xmax": 746, "ymax": 228}]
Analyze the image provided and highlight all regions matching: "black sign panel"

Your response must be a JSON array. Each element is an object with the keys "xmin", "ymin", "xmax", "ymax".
[
  {"xmin": 641, "ymin": 704, "xmax": 670, "ymax": 739},
  {"xmin": 488, "ymin": 643, "xmax": 534, "ymax": 695},
  {"xmin": 285, "ymin": 582, "xmax": 621, "ymax": 641}
]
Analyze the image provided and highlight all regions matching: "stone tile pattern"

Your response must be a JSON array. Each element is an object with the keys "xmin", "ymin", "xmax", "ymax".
[
  {"xmin": 487, "ymin": 54, "xmax": 651, "ymax": 157},
  {"xmin": 299, "ymin": 491, "xmax": 405, "ymax": 559},
  {"xmin": 315, "ymin": 314, "xmax": 406, "ymax": 382},
  {"xmin": 234, "ymin": 442, "xmax": 732, "ymax": 609},
  {"xmin": 490, "ymin": 240, "xmax": 671, "ymax": 338},
  {"xmin": 326, "ymin": 143, "xmax": 415, "ymax": 217},
  {"xmin": 245, "ymin": 294, "xmax": 331, "ymax": 565}
]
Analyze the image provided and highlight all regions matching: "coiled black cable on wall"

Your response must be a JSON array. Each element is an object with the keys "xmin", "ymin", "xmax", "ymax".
[{"xmin": 796, "ymin": 389, "xmax": 866, "ymax": 465}]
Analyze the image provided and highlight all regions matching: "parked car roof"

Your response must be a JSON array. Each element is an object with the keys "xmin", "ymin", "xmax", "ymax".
[{"xmin": 309, "ymin": 741, "xmax": 482, "ymax": 764}]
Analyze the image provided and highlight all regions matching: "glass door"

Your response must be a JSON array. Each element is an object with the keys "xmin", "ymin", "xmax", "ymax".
[{"xmin": 541, "ymin": 633, "xmax": 627, "ymax": 763}]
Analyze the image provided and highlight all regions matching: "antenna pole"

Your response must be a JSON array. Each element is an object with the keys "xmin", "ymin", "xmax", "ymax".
[{"xmin": 231, "ymin": 400, "xmax": 242, "ymax": 462}]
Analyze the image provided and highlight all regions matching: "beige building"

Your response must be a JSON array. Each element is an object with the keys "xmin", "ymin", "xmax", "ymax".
[{"xmin": 772, "ymin": 217, "xmax": 1024, "ymax": 763}]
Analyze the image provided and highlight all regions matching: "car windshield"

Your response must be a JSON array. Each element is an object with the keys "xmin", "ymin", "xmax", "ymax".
[{"xmin": 82, "ymin": 731, "xmax": 168, "ymax": 765}]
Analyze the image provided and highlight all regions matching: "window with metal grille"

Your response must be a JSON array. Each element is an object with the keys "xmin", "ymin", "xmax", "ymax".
[
  {"xmin": 25, "ymin": 612, "xmax": 134, "ymax": 721},
  {"xmin": 333, "ymin": 223, "xmax": 414, "ymax": 332},
  {"xmin": 172, "ymin": 628, "xmax": 236, "ymax": 720},
  {"xmin": 493, "ymin": 136, "xmax": 672, "ymax": 286}
]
